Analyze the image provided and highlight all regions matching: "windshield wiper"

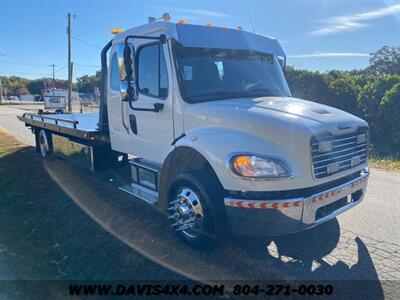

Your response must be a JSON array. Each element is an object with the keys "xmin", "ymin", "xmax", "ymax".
[
  {"xmin": 191, "ymin": 90, "xmax": 246, "ymax": 101},
  {"xmin": 189, "ymin": 89, "xmax": 290, "ymax": 103},
  {"xmin": 246, "ymin": 88, "xmax": 290, "ymax": 97}
]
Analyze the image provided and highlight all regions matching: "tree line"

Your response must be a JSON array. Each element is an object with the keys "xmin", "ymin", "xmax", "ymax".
[
  {"xmin": 0, "ymin": 71, "xmax": 101, "ymax": 96},
  {"xmin": 1, "ymin": 46, "xmax": 399, "ymax": 158},
  {"xmin": 286, "ymin": 46, "xmax": 400, "ymax": 158}
]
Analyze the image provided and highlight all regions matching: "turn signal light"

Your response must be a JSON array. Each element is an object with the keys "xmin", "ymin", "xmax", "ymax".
[{"xmin": 230, "ymin": 155, "xmax": 292, "ymax": 178}]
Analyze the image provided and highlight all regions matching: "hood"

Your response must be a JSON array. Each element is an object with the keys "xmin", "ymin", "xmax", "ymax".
[
  {"xmin": 181, "ymin": 96, "xmax": 368, "ymax": 190},
  {"xmin": 183, "ymin": 96, "xmax": 367, "ymax": 134}
]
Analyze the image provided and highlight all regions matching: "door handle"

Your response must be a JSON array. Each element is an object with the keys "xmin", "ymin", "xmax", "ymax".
[
  {"xmin": 120, "ymin": 100, "xmax": 129, "ymax": 134},
  {"xmin": 129, "ymin": 114, "xmax": 138, "ymax": 134},
  {"xmin": 129, "ymin": 102, "xmax": 164, "ymax": 112}
]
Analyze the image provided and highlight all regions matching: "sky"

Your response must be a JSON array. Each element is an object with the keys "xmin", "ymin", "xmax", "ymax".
[{"xmin": 0, "ymin": 0, "xmax": 399, "ymax": 81}]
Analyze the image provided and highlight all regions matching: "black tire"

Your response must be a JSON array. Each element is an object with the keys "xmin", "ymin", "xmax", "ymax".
[
  {"xmin": 37, "ymin": 129, "xmax": 53, "ymax": 158},
  {"xmin": 168, "ymin": 172, "xmax": 219, "ymax": 250}
]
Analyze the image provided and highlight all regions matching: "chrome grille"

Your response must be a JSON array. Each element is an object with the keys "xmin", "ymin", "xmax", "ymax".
[{"xmin": 311, "ymin": 129, "xmax": 368, "ymax": 179}]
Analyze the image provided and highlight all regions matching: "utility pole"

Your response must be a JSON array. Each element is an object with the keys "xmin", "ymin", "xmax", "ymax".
[
  {"xmin": 0, "ymin": 53, "xmax": 5, "ymax": 103},
  {"xmin": 50, "ymin": 64, "xmax": 56, "ymax": 96},
  {"xmin": 67, "ymin": 13, "xmax": 72, "ymax": 112}
]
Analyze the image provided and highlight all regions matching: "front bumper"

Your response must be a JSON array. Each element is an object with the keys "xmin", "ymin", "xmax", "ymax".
[{"xmin": 224, "ymin": 168, "xmax": 369, "ymax": 236}]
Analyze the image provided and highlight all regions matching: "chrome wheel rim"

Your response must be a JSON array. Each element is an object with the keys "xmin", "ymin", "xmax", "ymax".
[
  {"xmin": 168, "ymin": 187, "xmax": 204, "ymax": 239},
  {"xmin": 39, "ymin": 131, "xmax": 49, "ymax": 157}
]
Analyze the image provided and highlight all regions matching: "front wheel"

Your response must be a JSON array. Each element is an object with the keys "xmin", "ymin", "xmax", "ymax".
[{"xmin": 168, "ymin": 173, "xmax": 217, "ymax": 250}]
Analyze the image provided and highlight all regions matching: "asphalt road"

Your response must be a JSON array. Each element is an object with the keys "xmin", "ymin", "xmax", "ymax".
[
  {"xmin": 0, "ymin": 104, "xmax": 37, "ymax": 145},
  {"xmin": 1, "ymin": 104, "xmax": 399, "ymax": 298}
]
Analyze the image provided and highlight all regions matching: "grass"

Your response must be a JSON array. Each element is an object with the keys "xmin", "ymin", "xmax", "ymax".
[
  {"xmin": 368, "ymin": 156, "xmax": 400, "ymax": 171},
  {"xmin": 0, "ymin": 127, "xmax": 294, "ymax": 287},
  {"xmin": 0, "ymin": 127, "xmax": 176, "ymax": 283}
]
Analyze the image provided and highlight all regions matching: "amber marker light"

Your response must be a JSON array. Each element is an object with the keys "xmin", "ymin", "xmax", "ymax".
[{"xmin": 111, "ymin": 28, "xmax": 124, "ymax": 35}]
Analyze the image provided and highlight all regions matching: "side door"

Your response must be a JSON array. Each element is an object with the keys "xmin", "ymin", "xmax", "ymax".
[
  {"xmin": 107, "ymin": 46, "xmax": 131, "ymax": 153},
  {"xmin": 128, "ymin": 41, "xmax": 174, "ymax": 162}
]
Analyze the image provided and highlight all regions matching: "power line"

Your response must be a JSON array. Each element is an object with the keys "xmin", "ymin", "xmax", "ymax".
[
  {"xmin": 72, "ymin": 36, "xmax": 101, "ymax": 49},
  {"xmin": 0, "ymin": 61, "xmax": 68, "ymax": 74},
  {"xmin": 54, "ymin": 65, "xmax": 67, "ymax": 73},
  {"xmin": 0, "ymin": 60, "xmax": 52, "ymax": 67},
  {"xmin": 1, "ymin": 71, "xmax": 54, "ymax": 77},
  {"xmin": 74, "ymin": 63, "xmax": 100, "ymax": 68}
]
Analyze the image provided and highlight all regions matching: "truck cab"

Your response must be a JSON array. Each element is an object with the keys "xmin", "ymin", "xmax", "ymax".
[{"xmin": 19, "ymin": 20, "xmax": 370, "ymax": 249}]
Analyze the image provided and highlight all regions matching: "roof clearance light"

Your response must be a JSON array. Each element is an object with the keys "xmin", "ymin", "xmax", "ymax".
[
  {"xmin": 111, "ymin": 28, "xmax": 124, "ymax": 35},
  {"xmin": 162, "ymin": 13, "xmax": 171, "ymax": 21},
  {"xmin": 222, "ymin": 25, "xmax": 228, "ymax": 29},
  {"xmin": 178, "ymin": 19, "xmax": 186, "ymax": 24},
  {"xmin": 206, "ymin": 22, "xmax": 213, "ymax": 27}
]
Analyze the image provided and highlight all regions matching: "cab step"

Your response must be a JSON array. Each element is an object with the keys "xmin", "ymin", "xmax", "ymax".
[
  {"xmin": 119, "ymin": 183, "xmax": 158, "ymax": 205},
  {"xmin": 130, "ymin": 157, "xmax": 162, "ymax": 172},
  {"xmin": 118, "ymin": 158, "xmax": 161, "ymax": 205}
]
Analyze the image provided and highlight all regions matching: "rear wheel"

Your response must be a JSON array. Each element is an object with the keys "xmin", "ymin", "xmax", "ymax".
[
  {"xmin": 168, "ymin": 172, "xmax": 216, "ymax": 249},
  {"xmin": 38, "ymin": 130, "xmax": 52, "ymax": 158}
]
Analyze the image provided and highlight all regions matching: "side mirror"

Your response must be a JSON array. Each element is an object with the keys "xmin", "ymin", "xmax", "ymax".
[
  {"xmin": 123, "ymin": 44, "xmax": 134, "ymax": 81},
  {"xmin": 278, "ymin": 57, "xmax": 285, "ymax": 69},
  {"xmin": 278, "ymin": 57, "xmax": 287, "ymax": 77},
  {"xmin": 118, "ymin": 34, "xmax": 166, "ymax": 113},
  {"xmin": 123, "ymin": 43, "xmax": 138, "ymax": 103}
]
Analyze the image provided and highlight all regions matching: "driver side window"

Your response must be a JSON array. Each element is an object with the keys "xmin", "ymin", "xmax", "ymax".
[{"xmin": 137, "ymin": 43, "xmax": 169, "ymax": 99}]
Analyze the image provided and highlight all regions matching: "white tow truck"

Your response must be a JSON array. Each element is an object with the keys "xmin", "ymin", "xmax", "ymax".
[{"xmin": 18, "ymin": 19, "xmax": 369, "ymax": 248}]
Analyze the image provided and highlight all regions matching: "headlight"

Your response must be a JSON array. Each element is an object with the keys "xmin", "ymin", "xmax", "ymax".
[{"xmin": 229, "ymin": 154, "xmax": 291, "ymax": 178}]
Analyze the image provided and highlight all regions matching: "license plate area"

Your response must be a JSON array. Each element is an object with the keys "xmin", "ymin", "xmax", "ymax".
[
  {"xmin": 315, "ymin": 196, "xmax": 349, "ymax": 221},
  {"xmin": 315, "ymin": 189, "xmax": 363, "ymax": 221}
]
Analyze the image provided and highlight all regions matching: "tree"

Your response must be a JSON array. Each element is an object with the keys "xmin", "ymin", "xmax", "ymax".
[
  {"xmin": 27, "ymin": 78, "xmax": 69, "ymax": 95},
  {"xmin": 27, "ymin": 79, "xmax": 47, "ymax": 95},
  {"xmin": 286, "ymin": 67, "xmax": 331, "ymax": 104},
  {"xmin": 327, "ymin": 76, "xmax": 359, "ymax": 115},
  {"xmin": 76, "ymin": 71, "xmax": 101, "ymax": 93},
  {"xmin": 381, "ymin": 83, "xmax": 400, "ymax": 157},
  {"xmin": 358, "ymin": 75, "xmax": 400, "ymax": 155},
  {"xmin": 368, "ymin": 46, "xmax": 400, "ymax": 75},
  {"xmin": 4, "ymin": 76, "xmax": 29, "ymax": 95}
]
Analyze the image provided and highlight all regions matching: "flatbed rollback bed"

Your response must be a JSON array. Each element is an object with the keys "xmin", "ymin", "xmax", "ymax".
[{"xmin": 18, "ymin": 112, "xmax": 120, "ymax": 171}]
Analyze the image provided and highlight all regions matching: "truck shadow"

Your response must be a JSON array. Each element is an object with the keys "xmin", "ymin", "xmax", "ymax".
[
  {"xmin": 0, "ymin": 146, "xmax": 384, "ymax": 298},
  {"xmin": 234, "ymin": 220, "xmax": 384, "ymax": 298},
  {"xmin": 42, "ymin": 155, "xmax": 384, "ymax": 297}
]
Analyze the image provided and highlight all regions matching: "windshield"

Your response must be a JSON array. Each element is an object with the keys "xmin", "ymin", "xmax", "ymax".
[{"xmin": 173, "ymin": 41, "xmax": 291, "ymax": 103}]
